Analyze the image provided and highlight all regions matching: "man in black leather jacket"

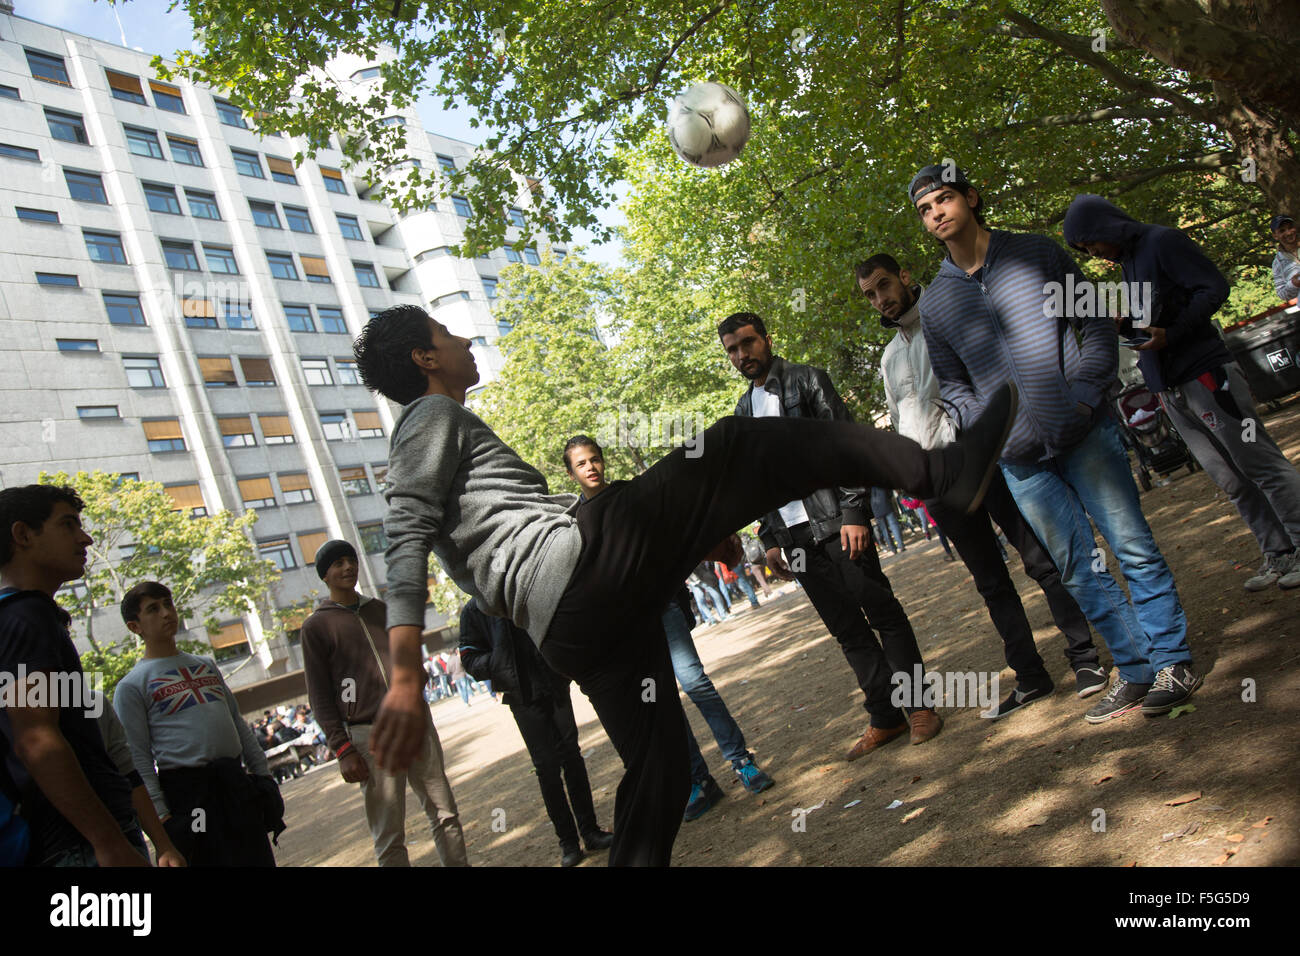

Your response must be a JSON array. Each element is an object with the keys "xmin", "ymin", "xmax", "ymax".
[
  {"xmin": 458, "ymin": 601, "xmax": 613, "ymax": 867},
  {"xmin": 720, "ymin": 311, "xmax": 942, "ymax": 760}
]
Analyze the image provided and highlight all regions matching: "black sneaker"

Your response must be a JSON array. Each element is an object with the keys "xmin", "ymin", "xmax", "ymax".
[
  {"xmin": 981, "ymin": 681, "xmax": 1053, "ymax": 721},
  {"xmin": 582, "ymin": 828, "xmax": 614, "ymax": 853},
  {"xmin": 1084, "ymin": 677, "xmax": 1151, "ymax": 723},
  {"xmin": 560, "ymin": 842, "xmax": 584, "ymax": 867},
  {"xmin": 935, "ymin": 383, "xmax": 1019, "ymax": 516},
  {"xmin": 682, "ymin": 776, "xmax": 725, "ymax": 822},
  {"xmin": 1142, "ymin": 664, "xmax": 1202, "ymax": 716},
  {"xmin": 1073, "ymin": 664, "xmax": 1109, "ymax": 699}
]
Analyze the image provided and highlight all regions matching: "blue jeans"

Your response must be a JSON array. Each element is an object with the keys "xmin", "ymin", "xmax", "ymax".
[
  {"xmin": 456, "ymin": 676, "xmax": 473, "ymax": 705},
  {"xmin": 687, "ymin": 582, "xmax": 727, "ymax": 623},
  {"xmin": 876, "ymin": 511, "xmax": 905, "ymax": 551},
  {"xmin": 728, "ymin": 562, "xmax": 760, "ymax": 607},
  {"xmin": 999, "ymin": 418, "xmax": 1191, "ymax": 683},
  {"xmin": 661, "ymin": 605, "xmax": 750, "ymax": 781}
]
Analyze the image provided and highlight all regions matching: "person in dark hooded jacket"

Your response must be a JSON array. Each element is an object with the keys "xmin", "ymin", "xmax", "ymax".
[{"xmin": 1065, "ymin": 194, "xmax": 1300, "ymax": 594}]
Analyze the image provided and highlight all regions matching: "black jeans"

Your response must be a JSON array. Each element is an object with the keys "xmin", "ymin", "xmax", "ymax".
[
  {"xmin": 540, "ymin": 414, "xmax": 945, "ymax": 866},
  {"xmin": 787, "ymin": 521, "xmax": 926, "ymax": 728},
  {"xmin": 927, "ymin": 469, "xmax": 1098, "ymax": 680},
  {"xmin": 158, "ymin": 758, "xmax": 276, "ymax": 867},
  {"xmin": 508, "ymin": 688, "xmax": 600, "ymax": 849}
]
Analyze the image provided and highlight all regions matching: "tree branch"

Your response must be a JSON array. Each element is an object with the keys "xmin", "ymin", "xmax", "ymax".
[{"xmin": 977, "ymin": 102, "xmax": 1178, "ymax": 140}]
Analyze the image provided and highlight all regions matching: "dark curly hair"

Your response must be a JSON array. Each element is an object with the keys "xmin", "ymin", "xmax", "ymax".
[
  {"xmin": 0, "ymin": 484, "xmax": 84, "ymax": 567},
  {"xmin": 562, "ymin": 434, "xmax": 604, "ymax": 472},
  {"xmin": 716, "ymin": 311, "xmax": 767, "ymax": 342},
  {"xmin": 352, "ymin": 305, "xmax": 436, "ymax": 405}
]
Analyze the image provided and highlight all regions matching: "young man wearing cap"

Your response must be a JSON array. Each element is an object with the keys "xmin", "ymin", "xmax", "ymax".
[
  {"xmin": 113, "ymin": 581, "xmax": 281, "ymax": 866},
  {"xmin": 300, "ymin": 539, "xmax": 467, "ymax": 867},
  {"xmin": 1271, "ymin": 215, "xmax": 1300, "ymax": 302},
  {"xmin": 855, "ymin": 252, "xmax": 1106, "ymax": 713},
  {"xmin": 910, "ymin": 164, "xmax": 1201, "ymax": 722},
  {"xmin": 351, "ymin": 306, "xmax": 1017, "ymax": 866},
  {"xmin": 1064, "ymin": 194, "xmax": 1300, "ymax": 593}
]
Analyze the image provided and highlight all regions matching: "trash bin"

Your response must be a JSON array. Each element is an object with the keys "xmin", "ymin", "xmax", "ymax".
[{"xmin": 1223, "ymin": 305, "xmax": 1300, "ymax": 403}]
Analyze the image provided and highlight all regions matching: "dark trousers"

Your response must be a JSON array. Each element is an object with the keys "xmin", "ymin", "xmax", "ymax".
[
  {"xmin": 541, "ymin": 414, "xmax": 945, "ymax": 865},
  {"xmin": 508, "ymin": 689, "xmax": 600, "ymax": 848},
  {"xmin": 158, "ymin": 758, "xmax": 276, "ymax": 867},
  {"xmin": 927, "ymin": 469, "xmax": 1098, "ymax": 680},
  {"xmin": 787, "ymin": 522, "xmax": 925, "ymax": 728}
]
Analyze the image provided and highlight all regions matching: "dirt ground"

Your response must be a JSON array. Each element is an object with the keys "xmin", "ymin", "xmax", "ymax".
[{"xmin": 274, "ymin": 398, "xmax": 1300, "ymax": 868}]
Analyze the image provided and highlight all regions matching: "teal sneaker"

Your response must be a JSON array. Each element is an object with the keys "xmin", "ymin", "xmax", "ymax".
[
  {"xmin": 683, "ymin": 776, "xmax": 725, "ymax": 822},
  {"xmin": 734, "ymin": 758, "xmax": 774, "ymax": 795}
]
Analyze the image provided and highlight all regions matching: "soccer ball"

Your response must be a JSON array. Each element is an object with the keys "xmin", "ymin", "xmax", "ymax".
[{"xmin": 666, "ymin": 82, "xmax": 751, "ymax": 169}]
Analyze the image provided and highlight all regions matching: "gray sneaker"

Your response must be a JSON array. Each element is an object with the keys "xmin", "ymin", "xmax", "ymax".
[
  {"xmin": 1244, "ymin": 554, "xmax": 1285, "ymax": 591},
  {"xmin": 1275, "ymin": 552, "xmax": 1300, "ymax": 589},
  {"xmin": 1084, "ymin": 677, "xmax": 1151, "ymax": 723}
]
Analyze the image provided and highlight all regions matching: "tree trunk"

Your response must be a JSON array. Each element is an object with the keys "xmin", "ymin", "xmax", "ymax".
[
  {"xmin": 1212, "ymin": 84, "xmax": 1300, "ymax": 216},
  {"xmin": 84, "ymin": 610, "xmax": 101, "ymax": 653}
]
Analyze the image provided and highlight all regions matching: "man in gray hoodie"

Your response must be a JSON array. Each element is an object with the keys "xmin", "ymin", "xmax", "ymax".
[{"xmin": 353, "ymin": 305, "xmax": 1018, "ymax": 866}]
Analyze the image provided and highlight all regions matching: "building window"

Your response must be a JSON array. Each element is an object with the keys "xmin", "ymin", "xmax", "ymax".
[
  {"xmin": 240, "ymin": 356, "xmax": 276, "ymax": 386},
  {"xmin": 301, "ymin": 255, "xmax": 331, "ymax": 283},
  {"xmin": 149, "ymin": 80, "xmax": 185, "ymax": 113},
  {"xmin": 482, "ymin": 277, "xmax": 498, "ymax": 299},
  {"xmin": 353, "ymin": 262, "xmax": 381, "ymax": 288},
  {"xmin": 214, "ymin": 97, "xmax": 246, "ymax": 128},
  {"xmin": 45, "ymin": 109, "xmax": 88, "ymax": 145},
  {"xmin": 336, "ymin": 214, "xmax": 364, "ymax": 241},
  {"xmin": 336, "ymin": 359, "xmax": 361, "ymax": 384},
  {"xmin": 353, "ymin": 410, "xmax": 384, "ymax": 438},
  {"xmin": 164, "ymin": 483, "xmax": 206, "ymax": 517},
  {"xmin": 143, "ymin": 418, "xmax": 186, "ymax": 452},
  {"xmin": 83, "ymin": 231, "xmax": 128, "ymax": 265},
  {"xmin": 57, "ymin": 338, "xmax": 100, "ymax": 352},
  {"xmin": 77, "ymin": 405, "xmax": 120, "ymax": 419},
  {"xmin": 284, "ymin": 305, "xmax": 314, "ymax": 332},
  {"xmin": 266, "ymin": 252, "xmax": 298, "ymax": 280},
  {"xmin": 358, "ymin": 523, "xmax": 389, "ymax": 553},
  {"xmin": 204, "ymin": 245, "xmax": 240, "ymax": 274},
  {"xmin": 199, "ymin": 356, "xmax": 236, "ymax": 387},
  {"xmin": 167, "ymin": 135, "xmax": 203, "ymax": 166},
  {"xmin": 36, "ymin": 272, "xmax": 79, "ymax": 288},
  {"xmin": 318, "ymin": 307, "xmax": 347, "ymax": 334},
  {"xmin": 143, "ymin": 182, "xmax": 182, "ymax": 215},
  {"xmin": 106, "ymin": 70, "xmax": 147, "ymax": 105},
  {"xmin": 283, "ymin": 205, "xmax": 313, "ymax": 233},
  {"xmin": 339, "ymin": 466, "xmax": 371, "ymax": 496},
  {"xmin": 26, "ymin": 49, "xmax": 71, "ymax": 86},
  {"xmin": 16, "ymin": 207, "xmax": 60, "ymax": 223},
  {"xmin": 223, "ymin": 299, "xmax": 255, "ymax": 330},
  {"xmin": 259, "ymin": 415, "xmax": 295, "ymax": 445},
  {"xmin": 124, "ymin": 125, "xmax": 164, "ymax": 159},
  {"xmin": 321, "ymin": 167, "xmax": 347, "ymax": 194},
  {"xmin": 0, "ymin": 86, "xmax": 19, "ymax": 99},
  {"xmin": 351, "ymin": 66, "xmax": 382, "ymax": 81},
  {"xmin": 186, "ymin": 190, "xmax": 221, "ymax": 220},
  {"xmin": 497, "ymin": 317, "xmax": 515, "ymax": 337},
  {"xmin": 123, "ymin": 356, "xmax": 165, "ymax": 388},
  {"xmin": 65, "ymin": 169, "xmax": 108, "ymax": 203},
  {"xmin": 249, "ymin": 201, "xmax": 281, "ymax": 228},
  {"xmin": 451, "ymin": 195, "xmax": 472, "ymax": 218},
  {"xmin": 104, "ymin": 293, "xmax": 145, "ymax": 325},
  {"xmin": 320, "ymin": 412, "xmax": 349, "ymax": 441},
  {"xmin": 436, "ymin": 154, "xmax": 457, "ymax": 174},
  {"xmin": 504, "ymin": 246, "xmax": 522, "ymax": 264},
  {"xmin": 267, "ymin": 157, "xmax": 297, "ymax": 185},
  {"xmin": 162, "ymin": 240, "xmax": 200, "ymax": 270},
  {"xmin": 414, "ymin": 247, "xmax": 450, "ymax": 263},
  {"xmin": 219, "ymin": 415, "xmax": 257, "ymax": 448},
  {"xmin": 507, "ymin": 207, "xmax": 526, "ymax": 229},
  {"xmin": 302, "ymin": 358, "xmax": 332, "ymax": 386},
  {"xmin": 231, "ymin": 148, "xmax": 263, "ymax": 178},
  {"xmin": 182, "ymin": 297, "xmax": 218, "ymax": 328},
  {"xmin": 1, "ymin": 143, "xmax": 41, "ymax": 164},
  {"xmin": 554, "ymin": 248, "xmax": 566, "ymax": 261},
  {"xmin": 238, "ymin": 477, "xmax": 276, "ymax": 510},
  {"xmin": 523, "ymin": 246, "xmax": 541, "ymax": 266},
  {"xmin": 278, "ymin": 473, "xmax": 314, "ymax": 504},
  {"xmin": 372, "ymin": 464, "xmax": 389, "ymax": 490}
]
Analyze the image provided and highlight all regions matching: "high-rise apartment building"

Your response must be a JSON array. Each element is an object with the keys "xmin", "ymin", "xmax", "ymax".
[{"xmin": 0, "ymin": 6, "xmax": 564, "ymax": 692}]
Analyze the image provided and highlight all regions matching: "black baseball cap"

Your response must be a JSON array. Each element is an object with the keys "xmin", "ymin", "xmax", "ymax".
[
  {"xmin": 1271, "ymin": 215, "xmax": 1295, "ymax": 232},
  {"xmin": 908, "ymin": 163, "xmax": 975, "ymax": 204}
]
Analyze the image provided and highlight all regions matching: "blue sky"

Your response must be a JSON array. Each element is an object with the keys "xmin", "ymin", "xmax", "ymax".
[{"xmin": 35, "ymin": 0, "xmax": 626, "ymax": 264}]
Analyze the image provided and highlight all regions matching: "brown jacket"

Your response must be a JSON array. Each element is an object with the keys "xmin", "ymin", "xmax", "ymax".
[{"xmin": 300, "ymin": 596, "xmax": 392, "ymax": 753}]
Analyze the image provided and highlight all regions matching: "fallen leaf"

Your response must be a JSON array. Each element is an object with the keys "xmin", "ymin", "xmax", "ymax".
[
  {"xmin": 901, "ymin": 807, "xmax": 926, "ymax": 823},
  {"xmin": 1225, "ymin": 833, "xmax": 1245, "ymax": 843},
  {"xmin": 1213, "ymin": 848, "xmax": 1237, "ymax": 865},
  {"xmin": 843, "ymin": 800, "xmax": 862, "ymax": 809},
  {"xmin": 818, "ymin": 765, "xmax": 835, "ymax": 774},
  {"xmin": 1094, "ymin": 775, "xmax": 1113, "ymax": 785},
  {"xmin": 910, "ymin": 775, "xmax": 922, "ymax": 784},
  {"xmin": 1122, "ymin": 860, "xmax": 1138, "ymax": 868},
  {"xmin": 1251, "ymin": 816, "xmax": 1273, "ymax": 828},
  {"xmin": 885, "ymin": 799, "xmax": 904, "ymax": 810},
  {"xmin": 1168, "ymin": 704, "xmax": 1197, "ymax": 719},
  {"xmin": 1258, "ymin": 830, "xmax": 1271, "ymax": 839},
  {"xmin": 1160, "ymin": 821, "xmax": 1201, "ymax": 843},
  {"xmin": 1164, "ymin": 791, "xmax": 1201, "ymax": 806}
]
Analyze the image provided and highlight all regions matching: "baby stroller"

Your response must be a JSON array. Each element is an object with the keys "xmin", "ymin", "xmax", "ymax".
[{"xmin": 1113, "ymin": 384, "xmax": 1198, "ymax": 491}]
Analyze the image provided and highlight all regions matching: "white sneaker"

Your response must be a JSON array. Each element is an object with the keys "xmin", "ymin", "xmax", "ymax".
[
  {"xmin": 1275, "ymin": 551, "xmax": 1300, "ymax": 589},
  {"xmin": 1244, "ymin": 554, "xmax": 1284, "ymax": 591}
]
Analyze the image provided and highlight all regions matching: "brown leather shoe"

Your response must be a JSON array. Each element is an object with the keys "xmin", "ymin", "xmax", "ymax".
[
  {"xmin": 907, "ymin": 708, "xmax": 943, "ymax": 745},
  {"xmin": 845, "ymin": 722, "xmax": 908, "ymax": 761}
]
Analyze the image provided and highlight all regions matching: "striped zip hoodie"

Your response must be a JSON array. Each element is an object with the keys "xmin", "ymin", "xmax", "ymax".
[{"xmin": 919, "ymin": 229, "xmax": 1119, "ymax": 465}]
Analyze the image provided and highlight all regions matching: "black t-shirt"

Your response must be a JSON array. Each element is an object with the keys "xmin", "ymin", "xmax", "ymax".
[{"xmin": 0, "ymin": 589, "xmax": 134, "ymax": 862}]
